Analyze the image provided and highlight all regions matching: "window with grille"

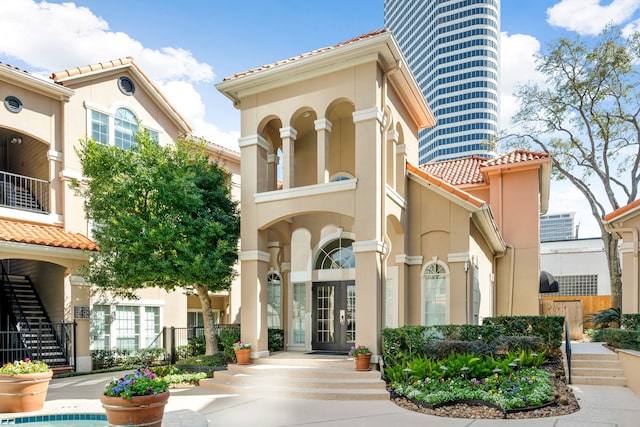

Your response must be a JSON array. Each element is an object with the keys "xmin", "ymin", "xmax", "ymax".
[
  {"xmin": 143, "ymin": 306, "xmax": 160, "ymax": 347},
  {"xmin": 90, "ymin": 305, "xmax": 111, "ymax": 350},
  {"xmin": 114, "ymin": 108, "xmax": 138, "ymax": 150},
  {"xmin": 545, "ymin": 274, "xmax": 598, "ymax": 296},
  {"xmin": 91, "ymin": 110, "xmax": 109, "ymax": 144},
  {"xmin": 422, "ymin": 262, "xmax": 449, "ymax": 326},
  {"xmin": 115, "ymin": 306, "xmax": 139, "ymax": 350},
  {"xmin": 315, "ymin": 237, "xmax": 356, "ymax": 269},
  {"xmin": 267, "ymin": 272, "xmax": 281, "ymax": 328},
  {"xmin": 293, "ymin": 283, "xmax": 306, "ymax": 344}
]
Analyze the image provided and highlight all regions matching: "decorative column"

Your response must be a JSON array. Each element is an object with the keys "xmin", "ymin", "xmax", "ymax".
[
  {"xmin": 352, "ymin": 106, "xmax": 385, "ymax": 355},
  {"xmin": 47, "ymin": 150, "xmax": 63, "ymax": 217},
  {"xmin": 267, "ymin": 153, "xmax": 279, "ymax": 191},
  {"xmin": 386, "ymin": 129, "xmax": 398, "ymax": 190},
  {"xmin": 395, "ymin": 254, "xmax": 422, "ymax": 326},
  {"xmin": 314, "ymin": 118, "xmax": 332, "ymax": 184},
  {"xmin": 238, "ymin": 134, "xmax": 271, "ymax": 356},
  {"xmin": 280, "ymin": 127, "xmax": 297, "ymax": 189}
]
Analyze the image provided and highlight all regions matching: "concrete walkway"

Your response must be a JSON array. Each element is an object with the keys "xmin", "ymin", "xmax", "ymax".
[{"xmin": 2, "ymin": 343, "xmax": 639, "ymax": 427}]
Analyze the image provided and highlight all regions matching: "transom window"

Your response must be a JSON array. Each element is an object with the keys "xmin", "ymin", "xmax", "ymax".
[
  {"xmin": 422, "ymin": 262, "xmax": 449, "ymax": 326},
  {"xmin": 315, "ymin": 237, "xmax": 356, "ymax": 269}
]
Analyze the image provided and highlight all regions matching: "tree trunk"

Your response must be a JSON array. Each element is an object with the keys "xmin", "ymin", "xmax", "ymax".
[
  {"xmin": 603, "ymin": 232, "xmax": 623, "ymax": 312},
  {"xmin": 193, "ymin": 283, "xmax": 219, "ymax": 355}
]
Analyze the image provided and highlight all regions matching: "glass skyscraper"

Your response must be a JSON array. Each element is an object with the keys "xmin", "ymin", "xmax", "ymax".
[{"xmin": 384, "ymin": 0, "xmax": 500, "ymax": 164}]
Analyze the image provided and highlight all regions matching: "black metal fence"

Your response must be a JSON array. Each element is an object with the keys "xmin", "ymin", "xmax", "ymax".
[
  {"xmin": 0, "ymin": 321, "xmax": 76, "ymax": 368},
  {"xmin": 164, "ymin": 324, "xmax": 240, "ymax": 364}
]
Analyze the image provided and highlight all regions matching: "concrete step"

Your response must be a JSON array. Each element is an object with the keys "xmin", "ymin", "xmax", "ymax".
[
  {"xmin": 564, "ymin": 347, "xmax": 627, "ymax": 387},
  {"xmin": 569, "ymin": 352, "xmax": 619, "ymax": 361},
  {"xmin": 571, "ymin": 359, "xmax": 623, "ymax": 369},
  {"xmin": 571, "ymin": 367, "xmax": 626, "ymax": 378},
  {"xmin": 200, "ymin": 356, "xmax": 389, "ymax": 400},
  {"xmin": 570, "ymin": 375, "xmax": 628, "ymax": 386}
]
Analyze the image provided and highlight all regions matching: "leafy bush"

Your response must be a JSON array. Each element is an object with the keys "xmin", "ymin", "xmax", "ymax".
[
  {"xmin": 424, "ymin": 339, "xmax": 493, "ymax": 360},
  {"xmin": 91, "ymin": 348, "xmax": 168, "ymax": 370},
  {"xmin": 269, "ymin": 328, "xmax": 284, "ymax": 352},
  {"xmin": 178, "ymin": 354, "xmax": 229, "ymax": 367},
  {"xmin": 622, "ymin": 313, "xmax": 640, "ymax": 331},
  {"xmin": 603, "ymin": 328, "xmax": 639, "ymax": 350},
  {"xmin": 482, "ymin": 316, "xmax": 564, "ymax": 353},
  {"xmin": 497, "ymin": 336, "xmax": 545, "ymax": 354},
  {"xmin": 165, "ymin": 372, "xmax": 207, "ymax": 385},
  {"xmin": 187, "ymin": 335, "xmax": 206, "ymax": 356},
  {"xmin": 218, "ymin": 327, "xmax": 241, "ymax": 361}
]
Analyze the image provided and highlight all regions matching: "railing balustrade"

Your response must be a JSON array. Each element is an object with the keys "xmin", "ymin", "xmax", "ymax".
[{"xmin": 0, "ymin": 171, "xmax": 49, "ymax": 213}]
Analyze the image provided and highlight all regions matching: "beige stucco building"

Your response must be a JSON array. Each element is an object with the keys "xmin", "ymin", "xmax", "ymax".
[
  {"xmin": 604, "ymin": 200, "xmax": 640, "ymax": 313},
  {"xmin": 0, "ymin": 58, "xmax": 240, "ymax": 371},
  {"xmin": 217, "ymin": 30, "xmax": 551, "ymax": 358}
]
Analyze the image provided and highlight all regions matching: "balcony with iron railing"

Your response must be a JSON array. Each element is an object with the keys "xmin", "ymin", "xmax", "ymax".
[{"xmin": 0, "ymin": 171, "xmax": 49, "ymax": 214}]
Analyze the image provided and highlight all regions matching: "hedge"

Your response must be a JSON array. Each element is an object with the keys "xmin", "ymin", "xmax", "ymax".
[
  {"xmin": 603, "ymin": 328, "xmax": 639, "ymax": 350},
  {"xmin": 482, "ymin": 316, "xmax": 564, "ymax": 352},
  {"xmin": 622, "ymin": 314, "xmax": 640, "ymax": 331}
]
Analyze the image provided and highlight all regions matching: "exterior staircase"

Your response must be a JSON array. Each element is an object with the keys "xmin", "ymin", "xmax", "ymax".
[
  {"xmin": 0, "ymin": 273, "xmax": 69, "ymax": 367},
  {"xmin": 564, "ymin": 342, "xmax": 627, "ymax": 386},
  {"xmin": 199, "ymin": 354, "xmax": 390, "ymax": 400}
]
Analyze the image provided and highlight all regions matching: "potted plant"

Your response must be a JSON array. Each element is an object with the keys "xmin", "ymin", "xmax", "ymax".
[
  {"xmin": 349, "ymin": 345, "xmax": 372, "ymax": 371},
  {"xmin": 232, "ymin": 341, "xmax": 252, "ymax": 365},
  {"xmin": 0, "ymin": 358, "xmax": 52, "ymax": 413},
  {"xmin": 100, "ymin": 367, "xmax": 169, "ymax": 427}
]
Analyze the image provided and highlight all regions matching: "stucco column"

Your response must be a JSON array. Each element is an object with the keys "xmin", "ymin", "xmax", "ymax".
[
  {"xmin": 280, "ymin": 127, "xmax": 297, "ymax": 189},
  {"xmin": 47, "ymin": 150, "xmax": 63, "ymax": 217},
  {"xmin": 239, "ymin": 249, "xmax": 270, "ymax": 358},
  {"xmin": 238, "ymin": 134, "xmax": 271, "ymax": 356},
  {"xmin": 386, "ymin": 129, "xmax": 398, "ymax": 189},
  {"xmin": 314, "ymin": 118, "xmax": 332, "ymax": 184},
  {"xmin": 396, "ymin": 143, "xmax": 407, "ymax": 198},
  {"xmin": 352, "ymin": 107, "xmax": 385, "ymax": 355},
  {"xmin": 395, "ymin": 254, "xmax": 422, "ymax": 326},
  {"xmin": 267, "ymin": 153, "xmax": 279, "ymax": 191}
]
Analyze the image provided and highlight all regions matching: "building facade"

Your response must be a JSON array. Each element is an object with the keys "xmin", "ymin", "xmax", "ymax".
[
  {"xmin": 0, "ymin": 58, "xmax": 240, "ymax": 371},
  {"xmin": 384, "ymin": 0, "xmax": 500, "ymax": 163},
  {"xmin": 540, "ymin": 212, "xmax": 576, "ymax": 242},
  {"xmin": 217, "ymin": 29, "xmax": 549, "ymax": 359}
]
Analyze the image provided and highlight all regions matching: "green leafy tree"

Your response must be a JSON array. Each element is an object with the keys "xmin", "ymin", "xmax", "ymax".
[
  {"xmin": 510, "ymin": 25, "xmax": 640, "ymax": 310},
  {"xmin": 71, "ymin": 133, "xmax": 240, "ymax": 355}
]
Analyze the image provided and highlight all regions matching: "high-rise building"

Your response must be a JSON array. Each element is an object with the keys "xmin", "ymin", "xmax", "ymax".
[
  {"xmin": 384, "ymin": 0, "xmax": 500, "ymax": 164},
  {"xmin": 540, "ymin": 212, "xmax": 577, "ymax": 242}
]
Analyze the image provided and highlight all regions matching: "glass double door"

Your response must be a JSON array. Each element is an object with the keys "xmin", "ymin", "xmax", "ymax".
[{"xmin": 312, "ymin": 281, "xmax": 355, "ymax": 352}]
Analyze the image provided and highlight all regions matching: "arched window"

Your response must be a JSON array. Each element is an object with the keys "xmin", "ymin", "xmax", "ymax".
[
  {"xmin": 267, "ymin": 272, "xmax": 281, "ymax": 328},
  {"xmin": 114, "ymin": 107, "xmax": 138, "ymax": 149},
  {"xmin": 330, "ymin": 172, "xmax": 354, "ymax": 182},
  {"xmin": 422, "ymin": 262, "xmax": 449, "ymax": 325},
  {"xmin": 315, "ymin": 237, "xmax": 356, "ymax": 269}
]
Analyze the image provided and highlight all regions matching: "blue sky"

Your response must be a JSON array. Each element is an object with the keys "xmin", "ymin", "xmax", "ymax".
[{"xmin": 3, "ymin": 0, "xmax": 640, "ymax": 237}]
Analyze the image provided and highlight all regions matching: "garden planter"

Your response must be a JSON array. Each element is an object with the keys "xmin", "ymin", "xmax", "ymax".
[
  {"xmin": 234, "ymin": 348, "xmax": 251, "ymax": 365},
  {"xmin": 0, "ymin": 370, "xmax": 53, "ymax": 412},
  {"xmin": 100, "ymin": 391, "xmax": 169, "ymax": 427},
  {"xmin": 355, "ymin": 353, "xmax": 372, "ymax": 371}
]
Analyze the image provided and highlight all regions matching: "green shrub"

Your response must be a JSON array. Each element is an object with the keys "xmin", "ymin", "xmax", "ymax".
[
  {"xmin": 268, "ymin": 328, "xmax": 284, "ymax": 352},
  {"xmin": 482, "ymin": 315, "xmax": 564, "ymax": 353},
  {"xmin": 622, "ymin": 313, "xmax": 640, "ymax": 331},
  {"xmin": 603, "ymin": 328, "xmax": 639, "ymax": 350},
  {"xmin": 178, "ymin": 354, "xmax": 229, "ymax": 367},
  {"xmin": 497, "ymin": 336, "xmax": 545, "ymax": 354},
  {"xmin": 424, "ymin": 339, "xmax": 493, "ymax": 360},
  {"xmin": 219, "ymin": 327, "xmax": 241, "ymax": 361},
  {"xmin": 187, "ymin": 335, "xmax": 206, "ymax": 356},
  {"xmin": 165, "ymin": 372, "xmax": 208, "ymax": 385}
]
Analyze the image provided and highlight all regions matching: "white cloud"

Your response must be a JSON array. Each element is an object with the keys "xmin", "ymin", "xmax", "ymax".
[
  {"xmin": 499, "ymin": 32, "xmax": 545, "ymax": 132},
  {"xmin": 547, "ymin": 0, "xmax": 640, "ymax": 35},
  {"xmin": 0, "ymin": 0, "xmax": 236, "ymax": 147}
]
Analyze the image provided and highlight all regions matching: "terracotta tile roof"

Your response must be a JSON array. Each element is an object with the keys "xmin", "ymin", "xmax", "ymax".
[
  {"xmin": 407, "ymin": 163, "xmax": 485, "ymax": 208},
  {"xmin": 418, "ymin": 150, "xmax": 551, "ymax": 187},
  {"xmin": 604, "ymin": 199, "xmax": 640, "ymax": 222},
  {"xmin": 419, "ymin": 156, "xmax": 486, "ymax": 185},
  {"xmin": 0, "ymin": 220, "xmax": 97, "ymax": 251},
  {"xmin": 223, "ymin": 29, "xmax": 387, "ymax": 81},
  {"xmin": 1, "ymin": 61, "xmax": 30, "ymax": 74},
  {"xmin": 483, "ymin": 150, "xmax": 549, "ymax": 167}
]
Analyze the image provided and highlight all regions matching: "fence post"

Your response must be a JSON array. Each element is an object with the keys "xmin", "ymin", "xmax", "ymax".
[
  {"xmin": 170, "ymin": 327, "xmax": 176, "ymax": 365},
  {"xmin": 73, "ymin": 321, "xmax": 77, "ymax": 372}
]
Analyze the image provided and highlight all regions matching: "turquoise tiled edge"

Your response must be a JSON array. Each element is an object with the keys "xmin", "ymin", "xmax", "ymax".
[{"xmin": 0, "ymin": 413, "xmax": 107, "ymax": 424}]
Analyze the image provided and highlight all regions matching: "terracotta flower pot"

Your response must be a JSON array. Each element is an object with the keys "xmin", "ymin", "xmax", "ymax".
[
  {"xmin": 100, "ymin": 390, "xmax": 169, "ymax": 427},
  {"xmin": 0, "ymin": 370, "xmax": 53, "ymax": 412},
  {"xmin": 234, "ymin": 348, "xmax": 251, "ymax": 365},
  {"xmin": 355, "ymin": 353, "xmax": 372, "ymax": 371}
]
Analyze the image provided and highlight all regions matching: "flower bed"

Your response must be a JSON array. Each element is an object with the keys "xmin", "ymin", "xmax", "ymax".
[{"xmin": 392, "ymin": 367, "xmax": 553, "ymax": 412}]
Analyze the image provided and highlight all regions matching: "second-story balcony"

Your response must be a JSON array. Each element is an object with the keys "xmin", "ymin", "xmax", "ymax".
[{"xmin": 0, "ymin": 171, "xmax": 49, "ymax": 214}]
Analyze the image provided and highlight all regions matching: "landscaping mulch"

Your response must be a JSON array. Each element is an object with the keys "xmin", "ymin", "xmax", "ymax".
[{"xmin": 391, "ymin": 355, "xmax": 580, "ymax": 419}]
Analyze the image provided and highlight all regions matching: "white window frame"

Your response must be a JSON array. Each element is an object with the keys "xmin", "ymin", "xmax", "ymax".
[
  {"xmin": 85, "ymin": 101, "xmax": 162, "ymax": 148},
  {"xmin": 421, "ymin": 260, "xmax": 450, "ymax": 326}
]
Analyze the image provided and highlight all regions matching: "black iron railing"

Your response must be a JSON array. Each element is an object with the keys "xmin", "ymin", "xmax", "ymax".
[{"xmin": 565, "ymin": 320, "xmax": 572, "ymax": 384}]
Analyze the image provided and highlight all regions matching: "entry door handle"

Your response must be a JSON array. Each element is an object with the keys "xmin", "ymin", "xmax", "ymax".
[{"xmin": 339, "ymin": 310, "xmax": 346, "ymax": 325}]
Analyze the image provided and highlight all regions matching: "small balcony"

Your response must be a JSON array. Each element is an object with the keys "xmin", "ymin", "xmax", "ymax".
[{"xmin": 0, "ymin": 171, "xmax": 49, "ymax": 213}]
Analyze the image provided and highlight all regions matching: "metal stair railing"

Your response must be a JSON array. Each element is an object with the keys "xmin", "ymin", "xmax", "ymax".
[
  {"xmin": 565, "ymin": 320, "xmax": 572, "ymax": 384},
  {"xmin": 0, "ymin": 262, "xmax": 34, "ymax": 360}
]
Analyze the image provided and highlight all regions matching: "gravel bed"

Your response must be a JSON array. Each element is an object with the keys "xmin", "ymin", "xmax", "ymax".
[{"xmin": 391, "ymin": 356, "xmax": 580, "ymax": 419}]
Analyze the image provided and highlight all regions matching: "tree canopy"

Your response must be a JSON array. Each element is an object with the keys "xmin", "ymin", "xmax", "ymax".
[
  {"xmin": 510, "ymin": 25, "xmax": 640, "ymax": 309},
  {"xmin": 72, "ymin": 133, "xmax": 240, "ymax": 353}
]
